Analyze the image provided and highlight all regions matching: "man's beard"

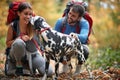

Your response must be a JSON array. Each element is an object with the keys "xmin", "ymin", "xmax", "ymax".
[{"xmin": 68, "ymin": 18, "xmax": 78, "ymax": 25}]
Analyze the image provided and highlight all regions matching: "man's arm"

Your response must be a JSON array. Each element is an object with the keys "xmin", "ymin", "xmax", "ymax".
[
  {"xmin": 78, "ymin": 18, "xmax": 89, "ymax": 44},
  {"xmin": 54, "ymin": 18, "xmax": 63, "ymax": 32}
]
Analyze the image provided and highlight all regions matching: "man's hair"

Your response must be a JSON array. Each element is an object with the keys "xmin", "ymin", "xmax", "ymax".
[{"xmin": 71, "ymin": 4, "xmax": 85, "ymax": 17}]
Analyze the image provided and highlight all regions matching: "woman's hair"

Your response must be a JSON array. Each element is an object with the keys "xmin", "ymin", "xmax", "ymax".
[
  {"xmin": 71, "ymin": 4, "xmax": 85, "ymax": 17},
  {"xmin": 18, "ymin": 2, "xmax": 34, "ymax": 39},
  {"xmin": 18, "ymin": 2, "xmax": 32, "ymax": 13}
]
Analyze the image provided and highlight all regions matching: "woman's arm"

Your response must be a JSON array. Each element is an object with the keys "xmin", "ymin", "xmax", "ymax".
[{"xmin": 6, "ymin": 25, "xmax": 14, "ymax": 48}]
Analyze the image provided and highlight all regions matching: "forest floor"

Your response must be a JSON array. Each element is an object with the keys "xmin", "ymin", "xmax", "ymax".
[{"xmin": 0, "ymin": 50, "xmax": 120, "ymax": 80}]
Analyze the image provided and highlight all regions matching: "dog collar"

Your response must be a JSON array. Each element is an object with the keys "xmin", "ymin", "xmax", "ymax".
[{"xmin": 39, "ymin": 27, "xmax": 50, "ymax": 34}]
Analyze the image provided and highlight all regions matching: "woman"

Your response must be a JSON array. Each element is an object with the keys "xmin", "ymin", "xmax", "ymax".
[{"xmin": 6, "ymin": 2, "xmax": 53, "ymax": 76}]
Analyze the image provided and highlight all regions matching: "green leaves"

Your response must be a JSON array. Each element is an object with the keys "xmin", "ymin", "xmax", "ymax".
[{"xmin": 87, "ymin": 48, "xmax": 120, "ymax": 70}]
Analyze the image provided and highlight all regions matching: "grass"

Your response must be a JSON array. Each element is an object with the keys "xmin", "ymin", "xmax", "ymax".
[
  {"xmin": 86, "ymin": 47, "xmax": 120, "ymax": 70},
  {"xmin": 0, "ymin": 37, "xmax": 6, "ymax": 50}
]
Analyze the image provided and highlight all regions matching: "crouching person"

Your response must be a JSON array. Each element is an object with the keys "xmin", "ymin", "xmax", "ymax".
[
  {"xmin": 5, "ymin": 2, "xmax": 53, "ymax": 76},
  {"xmin": 54, "ymin": 3, "xmax": 90, "ymax": 75}
]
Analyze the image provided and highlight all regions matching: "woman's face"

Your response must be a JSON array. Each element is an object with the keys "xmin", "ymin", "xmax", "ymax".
[{"xmin": 18, "ymin": 8, "xmax": 33, "ymax": 24}]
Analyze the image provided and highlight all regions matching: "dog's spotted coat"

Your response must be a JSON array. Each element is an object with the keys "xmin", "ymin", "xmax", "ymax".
[{"xmin": 30, "ymin": 16, "xmax": 85, "ymax": 80}]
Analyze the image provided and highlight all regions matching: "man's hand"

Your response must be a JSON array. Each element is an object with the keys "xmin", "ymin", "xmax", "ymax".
[{"xmin": 69, "ymin": 32, "xmax": 78, "ymax": 39}]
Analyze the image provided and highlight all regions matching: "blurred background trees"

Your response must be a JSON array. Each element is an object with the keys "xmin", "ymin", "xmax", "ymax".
[{"xmin": 0, "ymin": 0, "xmax": 120, "ymax": 69}]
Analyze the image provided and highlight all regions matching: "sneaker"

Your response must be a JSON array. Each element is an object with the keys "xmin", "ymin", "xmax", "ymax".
[
  {"xmin": 62, "ymin": 64, "xmax": 69, "ymax": 73},
  {"xmin": 74, "ymin": 65, "xmax": 82, "ymax": 75},
  {"xmin": 15, "ymin": 67, "xmax": 23, "ymax": 76}
]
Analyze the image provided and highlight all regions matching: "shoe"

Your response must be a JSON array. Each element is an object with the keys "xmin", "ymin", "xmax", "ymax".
[
  {"xmin": 62, "ymin": 64, "xmax": 69, "ymax": 73},
  {"xmin": 74, "ymin": 65, "xmax": 82, "ymax": 75},
  {"xmin": 15, "ymin": 67, "xmax": 23, "ymax": 76}
]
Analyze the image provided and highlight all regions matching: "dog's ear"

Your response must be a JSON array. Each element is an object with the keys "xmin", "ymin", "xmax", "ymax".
[
  {"xmin": 30, "ymin": 16, "xmax": 34, "ymax": 25},
  {"xmin": 30, "ymin": 16, "xmax": 40, "ymax": 25}
]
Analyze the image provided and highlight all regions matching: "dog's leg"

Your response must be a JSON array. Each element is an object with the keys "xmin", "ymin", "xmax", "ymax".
[
  {"xmin": 77, "ymin": 51, "xmax": 85, "ymax": 63},
  {"xmin": 53, "ymin": 62, "xmax": 59, "ymax": 80},
  {"xmin": 73, "ymin": 51, "xmax": 85, "ymax": 75},
  {"xmin": 42, "ymin": 54, "xmax": 50, "ymax": 80},
  {"xmin": 69, "ymin": 62, "xmax": 73, "ymax": 73},
  {"xmin": 67, "ymin": 54, "xmax": 73, "ymax": 73}
]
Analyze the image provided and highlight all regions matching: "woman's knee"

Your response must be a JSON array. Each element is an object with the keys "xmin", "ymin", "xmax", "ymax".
[
  {"xmin": 12, "ymin": 39, "xmax": 25, "ymax": 48},
  {"xmin": 12, "ymin": 39, "xmax": 26, "ymax": 53},
  {"xmin": 10, "ymin": 39, "xmax": 26, "ymax": 58}
]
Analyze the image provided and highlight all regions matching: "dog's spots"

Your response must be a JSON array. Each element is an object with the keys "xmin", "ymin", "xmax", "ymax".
[
  {"xmin": 32, "ymin": 16, "xmax": 85, "ymax": 62},
  {"xmin": 31, "ymin": 16, "xmax": 85, "ymax": 79}
]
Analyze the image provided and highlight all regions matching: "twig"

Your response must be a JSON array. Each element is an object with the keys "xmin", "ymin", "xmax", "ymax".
[{"xmin": 85, "ymin": 64, "xmax": 94, "ymax": 80}]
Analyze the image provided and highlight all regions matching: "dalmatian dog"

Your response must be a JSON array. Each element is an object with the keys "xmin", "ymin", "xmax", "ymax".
[{"xmin": 30, "ymin": 16, "xmax": 85, "ymax": 80}]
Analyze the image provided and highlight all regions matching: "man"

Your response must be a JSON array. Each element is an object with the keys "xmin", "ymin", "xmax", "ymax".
[{"xmin": 54, "ymin": 4, "xmax": 89, "ymax": 74}]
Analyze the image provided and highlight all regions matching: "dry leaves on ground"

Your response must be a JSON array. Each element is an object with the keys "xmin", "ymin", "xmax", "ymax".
[
  {"xmin": 57, "ymin": 67, "xmax": 120, "ymax": 80},
  {"xmin": 0, "ymin": 66, "xmax": 120, "ymax": 80},
  {"xmin": 0, "ymin": 52, "xmax": 120, "ymax": 80}
]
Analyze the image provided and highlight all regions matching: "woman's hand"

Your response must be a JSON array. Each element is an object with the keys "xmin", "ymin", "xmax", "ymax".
[{"xmin": 20, "ymin": 35, "xmax": 30, "ymax": 41}]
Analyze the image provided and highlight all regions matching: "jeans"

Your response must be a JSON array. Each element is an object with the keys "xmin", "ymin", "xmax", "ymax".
[{"xmin": 8, "ymin": 38, "xmax": 53, "ymax": 76}]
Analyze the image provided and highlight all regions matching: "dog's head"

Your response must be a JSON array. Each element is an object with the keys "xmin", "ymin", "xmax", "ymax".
[
  {"xmin": 30, "ymin": 16, "xmax": 51, "ymax": 31},
  {"xmin": 29, "ymin": 16, "xmax": 44, "ymax": 30},
  {"xmin": 30, "ymin": 16, "xmax": 40, "ymax": 25}
]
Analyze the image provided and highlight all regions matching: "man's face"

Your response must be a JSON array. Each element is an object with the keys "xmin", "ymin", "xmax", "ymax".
[{"xmin": 67, "ymin": 8, "xmax": 80, "ymax": 25}]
